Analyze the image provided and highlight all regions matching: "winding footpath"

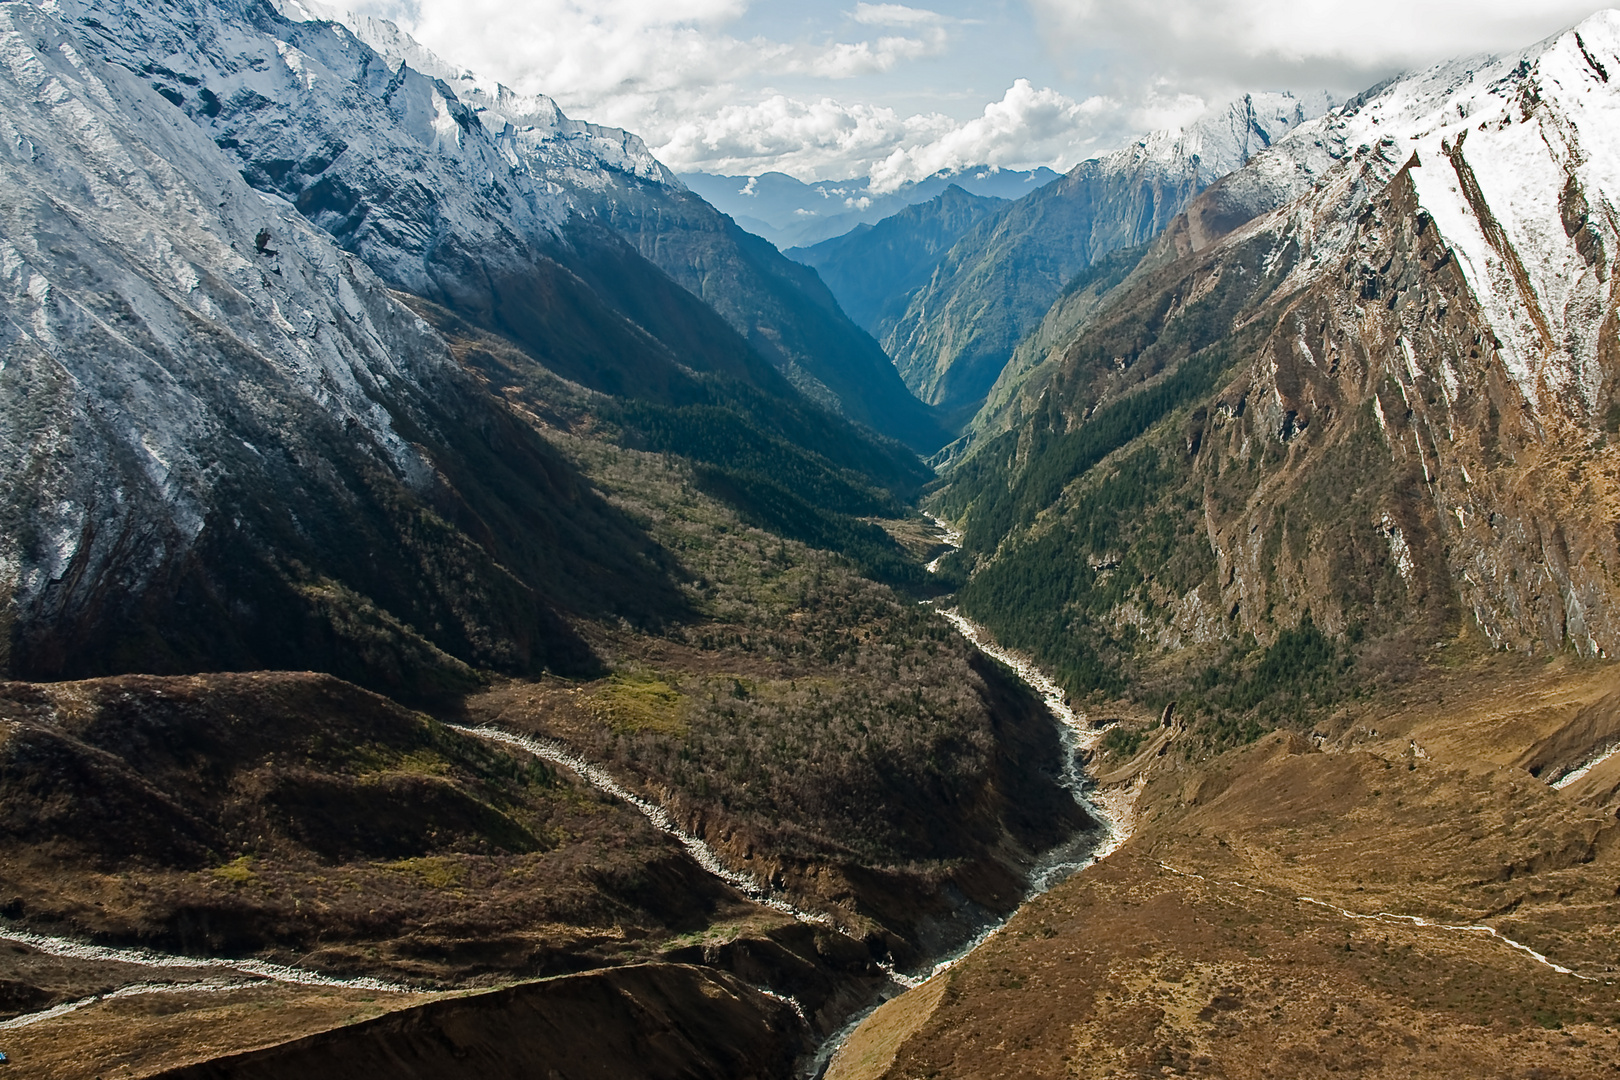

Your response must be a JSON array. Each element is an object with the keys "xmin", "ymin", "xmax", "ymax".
[{"xmin": 1155, "ymin": 861, "xmax": 1594, "ymax": 981}]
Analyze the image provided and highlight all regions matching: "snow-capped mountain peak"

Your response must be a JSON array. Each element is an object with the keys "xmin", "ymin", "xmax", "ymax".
[
  {"xmin": 1110, "ymin": 90, "xmax": 1338, "ymax": 182},
  {"xmin": 1249, "ymin": 9, "xmax": 1620, "ymax": 416},
  {"xmin": 271, "ymin": 0, "xmax": 677, "ymax": 187}
]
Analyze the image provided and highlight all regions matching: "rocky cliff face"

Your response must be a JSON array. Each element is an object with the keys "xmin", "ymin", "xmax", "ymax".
[
  {"xmin": 885, "ymin": 93, "xmax": 1332, "ymax": 420},
  {"xmin": 0, "ymin": 0, "xmax": 694, "ymax": 695},
  {"xmin": 938, "ymin": 13, "xmax": 1620, "ymax": 696}
]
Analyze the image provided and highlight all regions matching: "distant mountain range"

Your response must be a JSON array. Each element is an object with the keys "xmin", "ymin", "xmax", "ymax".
[
  {"xmin": 813, "ymin": 92, "xmax": 1337, "ymax": 421},
  {"xmin": 681, "ymin": 166, "xmax": 1061, "ymax": 250},
  {"xmin": 786, "ymin": 185, "xmax": 1009, "ymax": 340}
]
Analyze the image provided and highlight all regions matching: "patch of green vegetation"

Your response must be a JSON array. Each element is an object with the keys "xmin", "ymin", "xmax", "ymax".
[
  {"xmin": 387, "ymin": 856, "xmax": 467, "ymax": 890},
  {"xmin": 943, "ymin": 340, "xmax": 1236, "ymax": 556},
  {"xmin": 1058, "ymin": 243, "xmax": 1150, "ymax": 301},
  {"xmin": 591, "ymin": 672, "xmax": 689, "ymax": 736},
  {"xmin": 544, "ymin": 434, "xmax": 1044, "ymax": 867},
  {"xmin": 956, "ymin": 439, "xmax": 1212, "ymax": 699},
  {"xmin": 212, "ymin": 855, "xmax": 257, "ymax": 884},
  {"xmin": 1100, "ymin": 725, "xmax": 1148, "ymax": 759},
  {"xmin": 1182, "ymin": 617, "xmax": 1357, "ymax": 748},
  {"xmin": 614, "ymin": 399, "xmax": 908, "ymax": 515},
  {"xmin": 349, "ymin": 741, "xmax": 455, "ymax": 779}
]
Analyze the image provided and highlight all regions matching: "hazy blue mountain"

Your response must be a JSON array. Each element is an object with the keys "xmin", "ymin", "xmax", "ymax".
[
  {"xmin": 682, "ymin": 166, "xmax": 1060, "ymax": 249},
  {"xmin": 884, "ymin": 93, "xmax": 1335, "ymax": 420},
  {"xmin": 786, "ymin": 185, "xmax": 1008, "ymax": 337}
]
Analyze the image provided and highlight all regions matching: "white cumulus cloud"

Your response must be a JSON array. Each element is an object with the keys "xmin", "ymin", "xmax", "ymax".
[
  {"xmin": 867, "ymin": 80, "xmax": 1117, "ymax": 191},
  {"xmin": 850, "ymin": 3, "xmax": 945, "ymax": 27},
  {"xmin": 328, "ymin": 0, "xmax": 1607, "ymax": 185}
]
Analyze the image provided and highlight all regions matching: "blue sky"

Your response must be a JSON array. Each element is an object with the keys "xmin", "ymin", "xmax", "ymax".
[{"xmin": 345, "ymin": 0, "xmax": 1605, "ymax": 187}]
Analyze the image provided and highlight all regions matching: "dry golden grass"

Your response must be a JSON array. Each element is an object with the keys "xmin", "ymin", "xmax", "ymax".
[{"xmin": 832, "ymin": 655, "xmax": 1620, "ymax": 1079}]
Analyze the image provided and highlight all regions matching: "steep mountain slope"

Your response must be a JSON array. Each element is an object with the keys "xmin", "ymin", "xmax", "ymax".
[
  {"xmin": 568, "ymin": 179, "xmax": 950, "ymax": 452},
  {"xmin": 227, "ymin": 0, "xmax": 951, "ymax": 452},
  {"xmin": 0, "ymin": 0, "xmax": 956, "ymax": 705},
  {"xmin": 787, "ymin": 185, "xmax": 1008, "ymax": 337},
  {"xmin": 934, "ymin": 12, "xmax": 1620, "ymax": 715},
  {"xmin": 682, "ymin": 167, "xmax": 1059, "ymax": 250},
  {"xmin": 0, "ymin": 0, "xmax": 689, "ymax": 699},
  {"xmin": 885, "ymin": 93, "xmax": 1333, "ymax": 420}
]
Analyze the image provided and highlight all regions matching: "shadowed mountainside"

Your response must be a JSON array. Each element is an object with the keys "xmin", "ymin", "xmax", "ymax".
[{"xmin": 787, "ymin": 185, "xmax": 1007, "ymax": 336}]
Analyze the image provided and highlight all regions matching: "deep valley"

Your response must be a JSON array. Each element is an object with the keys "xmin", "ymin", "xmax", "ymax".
[{"xmin": 3, "ymin": 0, "xmax": 1620, "ymax": 1076}]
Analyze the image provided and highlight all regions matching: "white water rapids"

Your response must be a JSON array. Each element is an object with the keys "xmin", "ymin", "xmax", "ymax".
[
  {"xmin": 454, "ymin": 512, "xmax": 1132, "ymax": 1001},
  {"xmin": 0, "ymin": 515, "xmax": 1121, "ymax": 1047}
]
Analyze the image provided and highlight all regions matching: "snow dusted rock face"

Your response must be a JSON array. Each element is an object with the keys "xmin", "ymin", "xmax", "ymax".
[
  {"xmin": 1191, "ymin": 11, "xmax": 1620, "ymax": 656},
  {"xmin": 52, "ymin": 0, "xmax": 573, "ymax": 312},
  {"xmin": 883, "ymin": 92, "xmax": 1335, "ymax": 418},
  {"xmin": 0, "ymin": 0, "xmax": 680, "ymax": 695},
  {"xmin": 51, "ymin": 0, "xmax": 947, "ymax": 451},
  {"xmin": 946, "ymin": 12, "xmax": 1620, "ymax": 665}
]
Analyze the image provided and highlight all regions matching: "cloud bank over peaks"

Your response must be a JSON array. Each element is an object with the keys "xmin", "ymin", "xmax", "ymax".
[
  {"xmin": 329, "ymin": 0, "xmax": 1601, "ymax": 193},
  {"xmin": 865, "ymin": 80, "xmax": 1119, "ymax": 192},
  {"xmin": 1027, "ymin": 0, "xmax": 1604, "ymax": 94},
  {"xmin": 661, "ymin": 80, "xmax": 1175, "ymax": 192},
  {"xmin": 331, "ymin": 0, "xmax": 1159, "ymax": 186}
]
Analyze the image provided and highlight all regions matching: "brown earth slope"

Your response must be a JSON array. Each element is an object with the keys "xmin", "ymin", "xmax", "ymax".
[
  {"xmin": 153, "ymin": 963, "xmax": 800, "ymax": 1080},
  {"xmin": 0, "ymin": 672, "xmax": 751, "ymax": 982},
  {"xmin": 829, "ymin": 654, "xmax": 1620, "ymax": 1079}
]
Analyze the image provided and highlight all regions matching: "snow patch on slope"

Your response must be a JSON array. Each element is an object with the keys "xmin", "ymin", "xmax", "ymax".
[
  {"xmin": 1253, "ymin": 10, "xmax": 1620, "ymax": 417},
  {"xmin": 272, "ymin": 0, "xmax": 678, "ymax": 187},
  {"xmin": 0, "ymin": 0, "xmax": 455, "ymax": 616}
]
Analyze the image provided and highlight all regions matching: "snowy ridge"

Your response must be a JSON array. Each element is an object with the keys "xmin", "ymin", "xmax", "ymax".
[
  {"xmin": 1113, "ymin": 91, "xmax": 1336, "ymax": 185},
  {"xmin": 1239, "ymin": 10, "xmax": 1620, "ymax": 416},
  {"xmin": 275, "ymin": 0, "xmax": 677, "ymax": 188},
  {"xmin": 0, "ymin": 0, "xmax": 451, "ymax": 617},
  {"xmin": 50, "ymin": 0, "xmax": 574, "ymax": 295},
  {"xmin": 46, "ymin": 0, "xmax": 684, "ymax": 315}
]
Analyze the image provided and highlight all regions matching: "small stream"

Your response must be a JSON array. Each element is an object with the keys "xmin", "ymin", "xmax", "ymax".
[{"xmin": 0, "ymin": 923, "xmax": 409, "ymax": 1030}]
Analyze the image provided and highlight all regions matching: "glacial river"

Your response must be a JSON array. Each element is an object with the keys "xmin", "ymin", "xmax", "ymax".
[
  {"xmin": 792, "ymin": 516, "xmax": 1134, "ymax": 1076},
  {"xmin": 464, "ymin": 514, "xmax": 1134, "ymax": 1076}
]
